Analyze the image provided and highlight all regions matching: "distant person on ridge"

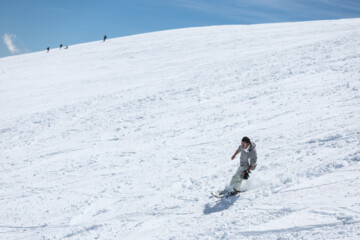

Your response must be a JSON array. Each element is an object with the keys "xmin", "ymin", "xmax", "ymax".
[
  {"xmin": 103, "ymin": 35, "xmax": 107, "ymax": 42},
  {"xmin": 211, "ymin": 136, "xmax": 257, "ymax": 198},
  {"xmin": 60, "ymin": 44, "xmax": 63, "ymax": 50},
  {"xmin": 47, "ymin": 47, "xmax": 50, "ymax": 53}
]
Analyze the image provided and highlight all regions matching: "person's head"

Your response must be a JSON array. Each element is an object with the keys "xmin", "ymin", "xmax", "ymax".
[{"xmin": 241, "ymin": 136, "xmax": 251, "ymax": 148}]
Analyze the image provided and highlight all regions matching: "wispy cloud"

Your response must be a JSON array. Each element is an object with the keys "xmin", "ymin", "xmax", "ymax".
[
  {"xmin": 166, "ymin": 0, "xmax": 360, "ymax": 22},
  {"xmin": 3, "ymin": 33, "xmax": 18, "ymax": 54},
  {"xmin": 166, "ymin": 0, "xmax": 291, "ymax": 22}
]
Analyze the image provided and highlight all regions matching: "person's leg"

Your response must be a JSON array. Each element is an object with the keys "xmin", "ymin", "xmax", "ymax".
[{"xmin": 230, "ymin": 166, "xmax": 246, "ymax": 191}]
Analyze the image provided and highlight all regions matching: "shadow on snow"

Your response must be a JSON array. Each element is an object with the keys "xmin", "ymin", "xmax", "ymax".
[{"xmin": 203, "ymin": 195, "xmax": 240, "ymax": 215}]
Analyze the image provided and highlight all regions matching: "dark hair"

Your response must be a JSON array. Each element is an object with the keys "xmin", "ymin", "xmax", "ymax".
[{"xmin": 242, "ymin": 136, "xmax": 251, "ymax": 144}]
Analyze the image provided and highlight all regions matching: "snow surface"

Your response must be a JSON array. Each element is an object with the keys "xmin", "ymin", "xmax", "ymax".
[{"xmin": 1, "ymin": 18, "xmax": 360, "ymax": 239}]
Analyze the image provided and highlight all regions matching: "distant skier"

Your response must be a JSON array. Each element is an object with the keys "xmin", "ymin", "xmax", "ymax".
[
  {"xmin": 103, "ymin": 35, "xmax": 107, "ymax": 42},
  {"xmin": 60, "ymin": 44, "xmax": 63, "ymax": 49},
  {"xmin": 47, "ymin": 47, "xmax": 50, "ymax": 53},
  {"xmin": 212, "ymin": 136, "xmax": 257, "ymax": 198}
]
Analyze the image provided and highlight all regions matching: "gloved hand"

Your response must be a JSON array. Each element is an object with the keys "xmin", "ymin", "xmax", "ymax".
[{"xmin": 243, "ymin": 170, "xmax": 251, "ymax": 180}]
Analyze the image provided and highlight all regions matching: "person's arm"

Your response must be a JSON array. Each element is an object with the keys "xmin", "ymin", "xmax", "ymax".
[
  {"xmin": 231, "ymin": 149, "xmax": 240, "ymax": 160},
  {"xmin": 248, "ymin": 148, "xmax": 257, "ymax": 171}
]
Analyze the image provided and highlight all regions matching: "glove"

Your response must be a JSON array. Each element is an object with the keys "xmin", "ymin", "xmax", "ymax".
[{"xmin": 243, "ymin": 170, "xmax": 251, "ymax": 180}]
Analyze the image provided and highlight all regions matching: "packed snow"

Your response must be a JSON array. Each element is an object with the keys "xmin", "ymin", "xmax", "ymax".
[{"xmin": 0, "ymin": 18, "xmax": 360, "ymax": 239}]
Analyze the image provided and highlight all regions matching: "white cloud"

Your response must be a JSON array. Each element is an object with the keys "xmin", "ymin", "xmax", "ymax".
[
  {"xmin": 167, "ymin": 0, "xmax": 360, "ymax": 22},
  {"xmin": 3, "ymin": 33, "xmax": 18, "ymax": 54}
]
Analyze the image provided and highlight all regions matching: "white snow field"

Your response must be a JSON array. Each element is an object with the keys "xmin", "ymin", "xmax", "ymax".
[{"xmin": 1, "ymin": 18, "xmax": 360, "ymax": 239}]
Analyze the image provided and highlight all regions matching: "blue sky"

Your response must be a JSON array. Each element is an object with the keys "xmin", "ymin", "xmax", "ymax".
[{"xmin": 1, "ymin": 0, "xmax": 360, "ymax": 58}]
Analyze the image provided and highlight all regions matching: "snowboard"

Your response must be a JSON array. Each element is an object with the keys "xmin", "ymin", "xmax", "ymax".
[{"xmin": 211, "ymin": 190, "xmax": 245, "ymax": 198}]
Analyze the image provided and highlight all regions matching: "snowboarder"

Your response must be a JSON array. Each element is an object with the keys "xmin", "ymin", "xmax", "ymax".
[
  {"xmin": 103, "ymin": 35, "xmax": 107, "ymax": 42},
  {"xmin": 212, "ymin": 136, "xmax": 257, "ymax": 198}
]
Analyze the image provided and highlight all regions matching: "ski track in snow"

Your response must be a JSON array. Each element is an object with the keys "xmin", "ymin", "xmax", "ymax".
[{"xmin": 1, "ymin": 19, "xmax": 360, "ymax": 239}]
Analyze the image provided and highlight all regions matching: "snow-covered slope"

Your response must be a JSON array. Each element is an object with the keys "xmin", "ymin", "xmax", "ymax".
[{"xmin": 1, "ymin": 18, "xmax": 360, "ymax": 239}]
